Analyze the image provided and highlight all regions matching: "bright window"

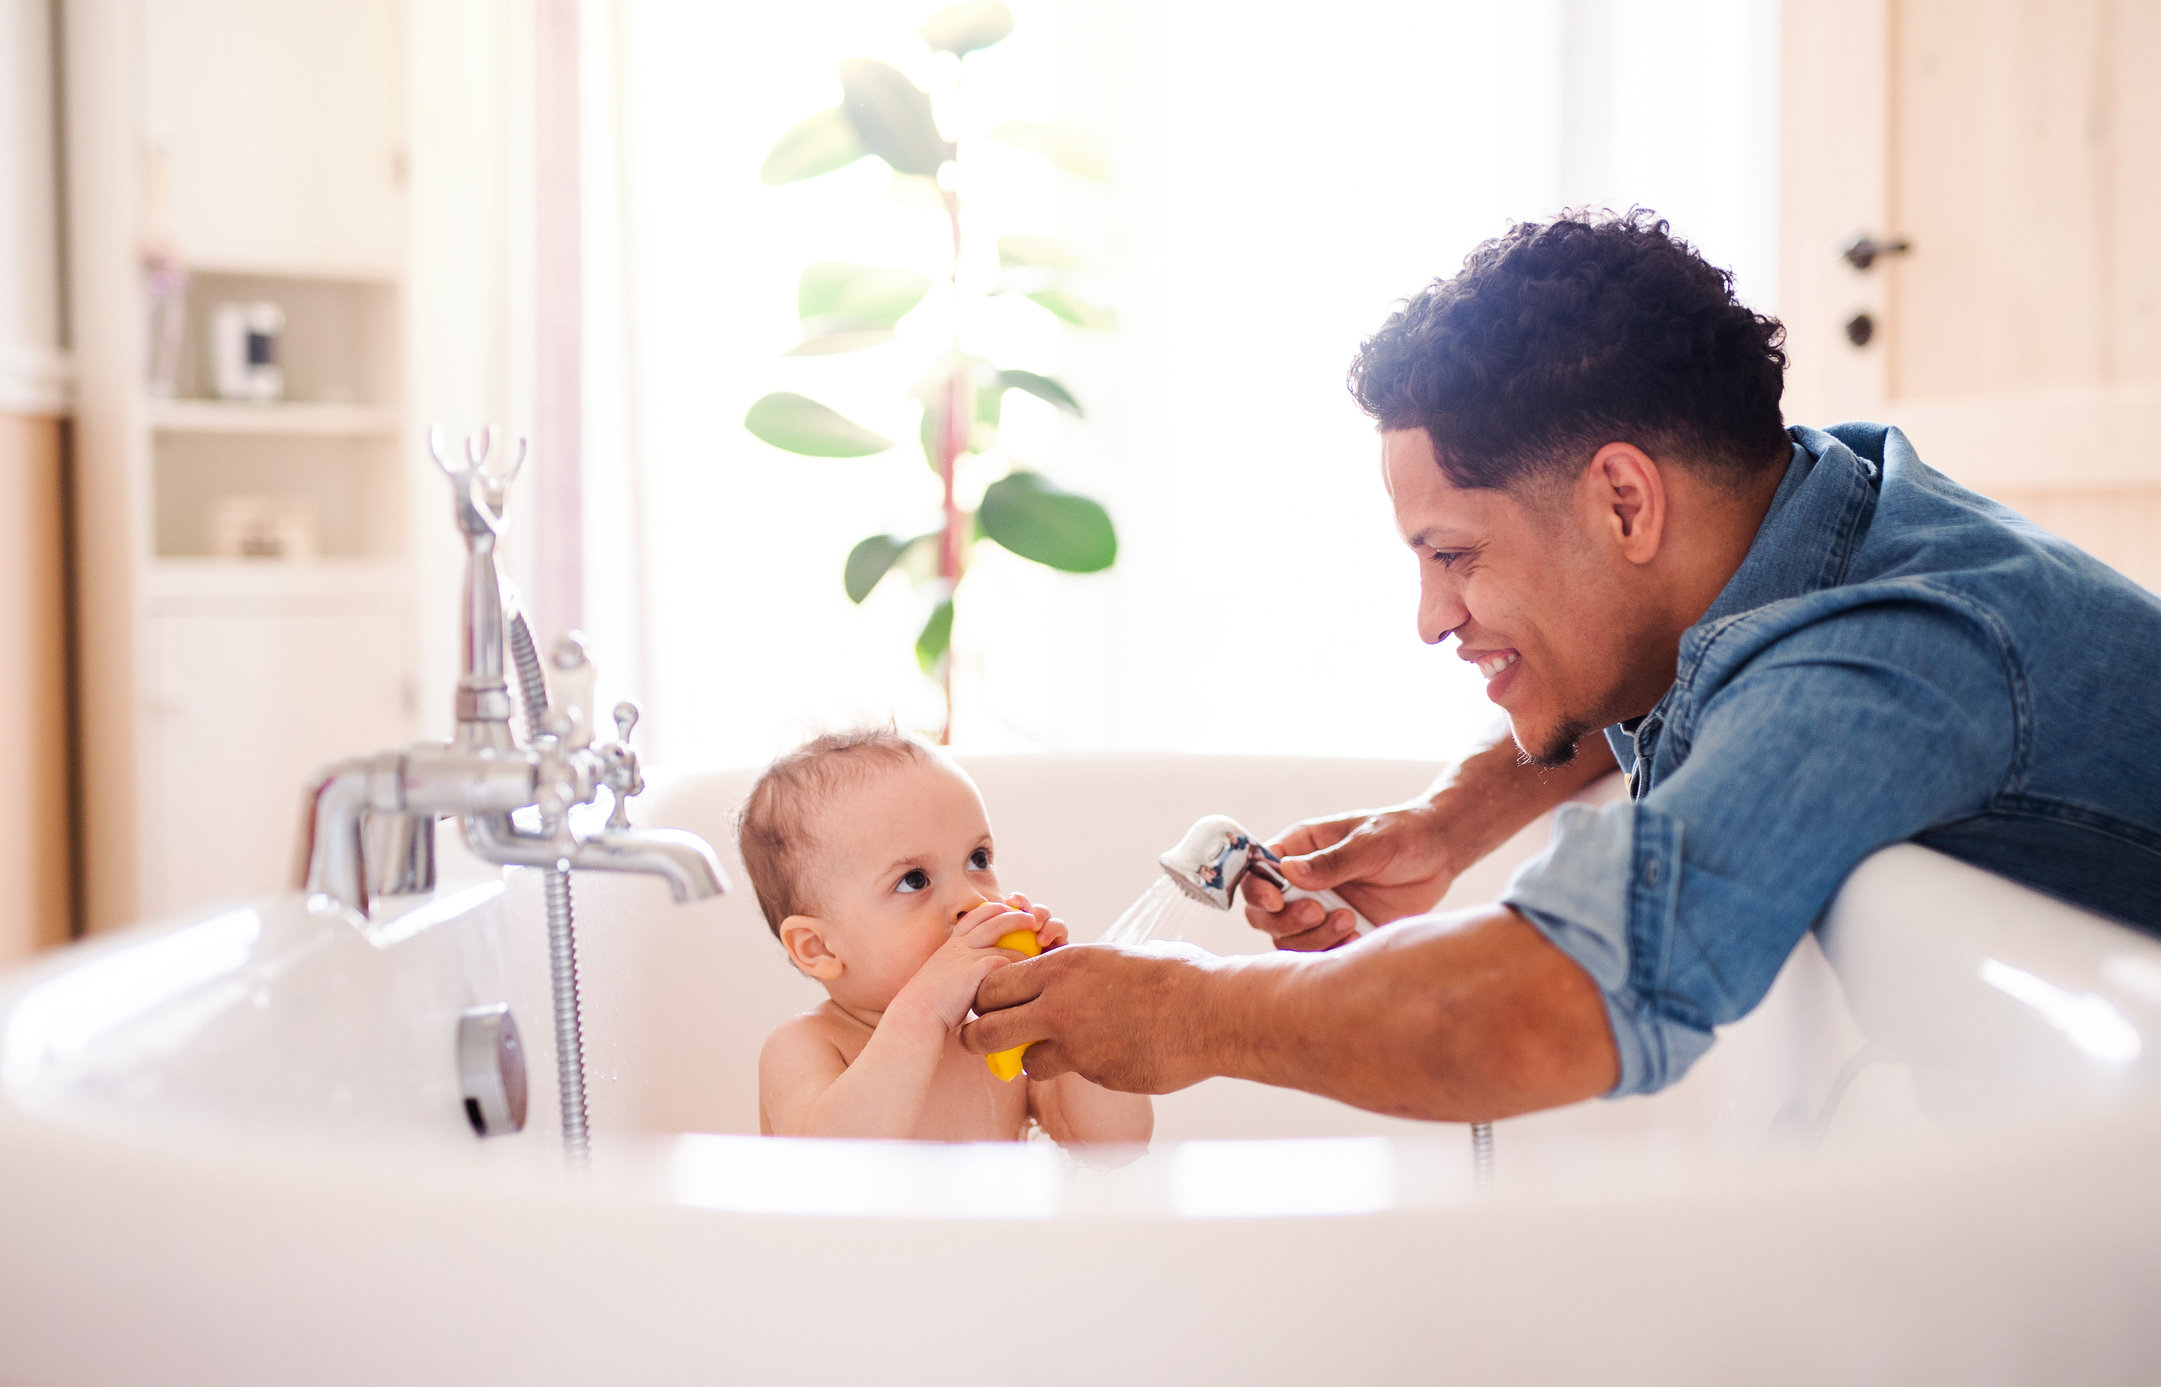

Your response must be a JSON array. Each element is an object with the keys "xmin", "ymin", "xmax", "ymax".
[{"xmin": 601, "ymin": 1, "xmax": 1778, "ymax": 773}]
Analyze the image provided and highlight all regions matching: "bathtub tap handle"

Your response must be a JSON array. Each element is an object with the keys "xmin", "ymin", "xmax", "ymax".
[
  {"xmin": 546, "ymin": 634, "xmax": 598, "ymax": 751},
  {"xmin": 604, "ymin": 701, "xmax": 644, "ymax": 830}
]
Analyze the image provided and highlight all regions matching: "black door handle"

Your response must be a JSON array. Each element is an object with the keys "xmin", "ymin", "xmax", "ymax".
[{"xmin": 1840, "ymin": 233, "xmax": 1911, "ymax": 271}]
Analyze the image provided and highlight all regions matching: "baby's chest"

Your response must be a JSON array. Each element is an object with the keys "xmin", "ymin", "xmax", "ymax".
[{"xmin": 909, "ymin": 1037, "xmax": 1032, "ymax": 1141}]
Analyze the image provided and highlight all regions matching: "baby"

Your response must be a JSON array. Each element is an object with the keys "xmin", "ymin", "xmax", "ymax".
[{"xmin": 741, "ymin": 727, "xmax": 1152, "ymax": 1145}]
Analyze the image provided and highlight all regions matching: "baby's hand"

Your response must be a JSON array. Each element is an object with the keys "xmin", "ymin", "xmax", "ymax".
[
  {"xmin": 999, "ymin": 892, "xmax": 1069, "ymax": 950},
  {"xmin": 888, "ymin": 900, "xmax": 1039, "ymax": 1036}
]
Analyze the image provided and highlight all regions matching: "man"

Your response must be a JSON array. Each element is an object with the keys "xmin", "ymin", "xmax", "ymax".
[{"xmin": 962, "ymin": 210, "xmax": 2161, "ymax": 1119}]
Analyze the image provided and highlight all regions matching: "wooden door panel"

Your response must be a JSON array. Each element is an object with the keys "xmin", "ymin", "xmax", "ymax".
[
  {"xmin": 2113, "ymin": 1, "xmax": 2161, "ymax": 384},
  {"xmin": 1891, "ymin": 0, "xmax": 2118, "ymax": 397},
  {"xmin": 1784, "ymin": 0, "xmax": 2161, "ymax": 588},
  {"xmin": 1992, "ymin": 489, "xmax": 2161, "ymax": 590}
]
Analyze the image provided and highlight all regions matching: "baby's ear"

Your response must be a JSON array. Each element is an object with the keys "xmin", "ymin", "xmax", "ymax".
[{"xmin": 780, "ymin": 915, "xmax": 844, "ymax": 981}]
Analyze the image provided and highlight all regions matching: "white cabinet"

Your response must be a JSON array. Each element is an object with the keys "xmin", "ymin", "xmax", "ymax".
[
  {"xmin": 66, "ymin": 0, "xmax": 425, "ymax": 929},
  {"xmin": 139, "ymin": 0, "xmax": 406, "ymax": 275},
  {"xmin": 145, "ymin": 592, "xmax": 410, "ymax": 912}
]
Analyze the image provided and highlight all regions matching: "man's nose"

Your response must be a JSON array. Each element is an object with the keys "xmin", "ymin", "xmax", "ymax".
[{"xmin": 1418, "ymin": 575, "xmax": 1468, "ymax": 645}]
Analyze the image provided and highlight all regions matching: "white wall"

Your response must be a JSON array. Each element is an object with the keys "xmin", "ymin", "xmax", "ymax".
[{"xmin": 0, "ymin": 0, "xmax": 68, "ymax": 409}]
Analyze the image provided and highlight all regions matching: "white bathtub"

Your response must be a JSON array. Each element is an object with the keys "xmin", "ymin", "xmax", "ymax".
[{"xmin": 2, "ymin": 753, "xmax": 2159, "ymax": 1386}]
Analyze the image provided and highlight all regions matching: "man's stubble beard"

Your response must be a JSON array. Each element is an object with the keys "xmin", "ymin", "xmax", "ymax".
[{"xmin": 1513, "ymin": 716, "xmax": 1596, "ymax": 770}]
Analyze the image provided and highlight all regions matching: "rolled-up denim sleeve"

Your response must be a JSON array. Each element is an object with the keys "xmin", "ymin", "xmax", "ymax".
[
  {"xmin": 1503, "ymin": 595, "xmax": 2015, "ymax": 1097},
  {"xmin": 1504, "ymin": 800, "xmax": 1711, "ymax": 1096}
]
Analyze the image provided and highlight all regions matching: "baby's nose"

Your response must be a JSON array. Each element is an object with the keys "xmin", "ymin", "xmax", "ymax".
[{"xmin": 954, "ymin": 897, "xmax": 990, "ymax": 923}]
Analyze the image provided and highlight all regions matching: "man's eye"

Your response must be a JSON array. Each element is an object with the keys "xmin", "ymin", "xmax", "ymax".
[
  {"xmin": 1431, "ymin": 550, "xmax": 1465, "ymax": 569},
  {"xmin": 896, "ymin": 868, "xmax": 930, "ymax": 893},
  {"xmin": 969, "ymin": 848, "xmax": 992, "ymax": 871}
]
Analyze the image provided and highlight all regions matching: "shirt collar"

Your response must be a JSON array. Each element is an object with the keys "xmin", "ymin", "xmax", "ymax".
[{"xmin": 1697, "ymin": 426, "xmax": 1883, "ymax": 628}]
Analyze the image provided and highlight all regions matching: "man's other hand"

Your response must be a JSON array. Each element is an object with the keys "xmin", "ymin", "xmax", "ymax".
[
  {"xmin": 1241, "ymin": 804, "xmax": 1455, "ymax": 950},
  {"xmin": 960, "ymin": 942, "xmax": 1221, "ymax": 1093}
]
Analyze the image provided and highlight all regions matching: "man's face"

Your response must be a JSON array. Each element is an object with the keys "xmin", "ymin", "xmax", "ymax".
[{"xmin": 1382, "ymin": 428, "xmax": 1649, "ymax": 765}]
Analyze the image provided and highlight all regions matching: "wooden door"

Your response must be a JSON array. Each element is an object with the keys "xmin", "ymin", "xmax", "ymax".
[{"xmin": 1781, "ymin": 0, "xmax": 2161, "ymax": 589}]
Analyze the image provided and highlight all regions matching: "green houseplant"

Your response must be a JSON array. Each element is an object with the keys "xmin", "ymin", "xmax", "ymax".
[{"xmin": 743, "ymin": 0, "xmax": 1117, "ymax": 742}]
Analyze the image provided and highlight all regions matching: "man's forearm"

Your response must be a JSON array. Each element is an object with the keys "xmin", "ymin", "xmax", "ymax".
[
  {"xmin": 1417, "ymin": 729, "xmax": 1618, "ymax": 880},
  {"xmin": 1195, "ymin": 904, "xmax": 1618, "ymax": 1121}
]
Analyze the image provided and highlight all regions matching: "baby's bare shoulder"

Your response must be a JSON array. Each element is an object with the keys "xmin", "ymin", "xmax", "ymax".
[
  {"xmin": 759, "ymin": 1004, "xmax": 858, "ymax": 1135},
  {"xmin": 760, "ymin": 1003, "xmax": 856, "ymax": 1073}
]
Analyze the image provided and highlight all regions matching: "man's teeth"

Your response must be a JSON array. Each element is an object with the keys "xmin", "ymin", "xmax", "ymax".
[{"xmin": 1477, "ymin": 652, "xmax": 1519, "ymax": 679}]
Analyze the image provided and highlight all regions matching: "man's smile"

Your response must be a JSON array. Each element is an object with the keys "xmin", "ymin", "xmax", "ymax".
[{"xmin": 1472, "ymin": 650, "xmax": 1519, "ymax": 680}]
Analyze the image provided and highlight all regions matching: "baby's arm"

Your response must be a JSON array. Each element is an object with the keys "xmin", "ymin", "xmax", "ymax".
[
  {"xmin": 996, "ymin": 893, "xmax": 1153, "ymax": 1147},
  {"xmin": 761, "ymin": 901, "xmax": 1031, "ymax": 1139},
  {"xmin": 1031, "ymin": 1071, "xmax": 1153, "ymax": 1146}
]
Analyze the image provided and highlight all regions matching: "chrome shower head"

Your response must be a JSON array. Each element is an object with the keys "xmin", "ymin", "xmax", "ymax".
[{"xmin": 1159, "ymin": 814, "xmax": 1290, "ymax": 912}]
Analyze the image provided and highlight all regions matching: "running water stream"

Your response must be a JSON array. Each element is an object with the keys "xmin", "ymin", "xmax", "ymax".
[{"xmin": 1098, "ymin": 876, "xmax": 1222, "ymax": 946}]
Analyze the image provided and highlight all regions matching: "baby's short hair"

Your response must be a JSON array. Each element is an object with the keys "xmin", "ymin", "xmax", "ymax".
[{"xmin": 736, "ymin": 725, "xmax": 936, "ymax": 938}]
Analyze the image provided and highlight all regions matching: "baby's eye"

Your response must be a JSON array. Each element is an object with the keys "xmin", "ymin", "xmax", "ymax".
[
  {"xmin": 895, "ymin": 868, "xmax": 931, "ymax": 894},
  {"xmin": 969, "ymin": 847, "xmax": 992, "ymax": 871}
]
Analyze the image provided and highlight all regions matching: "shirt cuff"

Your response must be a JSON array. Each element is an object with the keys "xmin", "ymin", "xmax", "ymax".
[{"xmin": 1500, "ymin": 801, "xmax": 1713, "ymax": 1097}]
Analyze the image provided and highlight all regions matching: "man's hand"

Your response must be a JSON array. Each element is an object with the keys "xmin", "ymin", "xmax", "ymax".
[
  {"xmin": 885, "ymin": 901, "xmax": 1040, "ymax": 1036},
  {"xmin": 1242, "ymin": 730, "xmax": 1621, "ymax": 952},
  {"xmin": 960, "ymin": 942, "xmax": 1224, "ymax": 1093},
  {"xmin": 1242, "ymin": 803, "xmax": 1456, "ymax": 950}
]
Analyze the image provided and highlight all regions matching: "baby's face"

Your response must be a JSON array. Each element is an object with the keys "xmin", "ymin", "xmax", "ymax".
[{"xmin": 798, "ymin": 757, "xmax": 1002, "ymax": 1008}]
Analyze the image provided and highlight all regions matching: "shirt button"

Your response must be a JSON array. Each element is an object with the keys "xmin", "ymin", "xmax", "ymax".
[{"xmin": 1644, "ymin": 859, "xmax": 1661, "ymax": 885}]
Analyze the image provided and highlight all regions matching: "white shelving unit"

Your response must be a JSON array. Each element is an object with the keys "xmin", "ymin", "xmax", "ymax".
[
  {"xmin": 66, "ymin": 0, "xmax": 420, "ymax": 929},
  {"xmin": 148, "ymin": 400, "xmax": 403, "ymax": 439}
]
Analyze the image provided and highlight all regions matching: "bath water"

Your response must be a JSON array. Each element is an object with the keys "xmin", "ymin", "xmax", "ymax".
[{"xmin": 1098, "ymin": 876, "xmax": 1221, "ymax": 946}]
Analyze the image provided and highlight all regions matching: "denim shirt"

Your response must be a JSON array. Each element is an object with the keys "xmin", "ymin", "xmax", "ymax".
[{"xmin": 1500, "ymin": 422, "xmax": 2161, "ymax": 1097}]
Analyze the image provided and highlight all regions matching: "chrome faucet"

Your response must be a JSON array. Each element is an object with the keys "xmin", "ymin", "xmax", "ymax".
[
  {"xmin": 297, "ymin": 426, "xmax": 726, "ymax": 1173},
  {"xmin": 297, "ymin": 425, "xmax": 728, "ymax": 920}
]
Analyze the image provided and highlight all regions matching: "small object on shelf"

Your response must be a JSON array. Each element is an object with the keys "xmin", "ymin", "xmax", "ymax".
[
  {"xmin": 143, "ymin": 254, "xmax": 189, "ymax": 398},
  {"xmin": 210, "ymin": 495, "xmax": 318, "ymax": 561},
  {"xmin": 209, "ymin": 301, "xmax": 286, "ymax": 401}
]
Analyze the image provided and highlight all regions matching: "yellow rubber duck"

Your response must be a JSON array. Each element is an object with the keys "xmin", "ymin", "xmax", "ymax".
[{"xmin": 983, "ymin": 927, "xmax": 1039, "ymax": 1081}]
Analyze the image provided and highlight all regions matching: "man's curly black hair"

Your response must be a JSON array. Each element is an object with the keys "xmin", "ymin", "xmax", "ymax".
[{"xmin": 1348, "ymin": 209, "xmax": 1790, "ymax": 493}]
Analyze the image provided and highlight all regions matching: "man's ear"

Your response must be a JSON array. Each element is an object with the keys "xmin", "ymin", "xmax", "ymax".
[
  {"xmin": 1588, "ymin": 442, "xmax": 1667, "ymax": 565},
  {"xmin": 780, "ymin": 915, "xmax": 844, "ymax": 981}
]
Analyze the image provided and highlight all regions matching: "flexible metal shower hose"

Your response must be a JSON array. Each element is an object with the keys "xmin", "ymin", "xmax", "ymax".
[
  {"xmin": 1472, "ymin": 1120, "xmax": 1494, "ymax": 1191},
  {"xmin": 511, "ymin": 613, "xmax": 590, "ymax": 1175}
]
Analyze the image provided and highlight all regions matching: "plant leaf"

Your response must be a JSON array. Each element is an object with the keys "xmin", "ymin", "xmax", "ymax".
[
  {"xmin": 798, "ymin": 262, "xmax": 933, "ymax": 323},
  {"xmin": 920, "ymin": 0, "xmax": 1013, "ymax": 56},
  {"xmin": 844, "ymin": 534, "xmax": 909, "ymax": 604},
  {"xmin": 987, "ymin": 119, "xmax": 1108, "ymax": 180},
  {"xmin": 996, "ymin": 368, "xmax": 1083, "ymax": 416},
  {"xmin": 915, "ymin": 597, "xmax": 955, "ymax": 673},
  {"xmin": 920, "ymin": 406, "xmax": 944, "ymax": 471},
  {"xmin": 997, "ymin": 234, "xmax": 1086, "ymax": 269},
  {"xmin": 839, "ymin": 59, "xmax": 952, "ymax": 177},
  {"xmin": 760, "ymin": 107, "xmax": 867, "ymax": 185},
  {"xmin": 1026, "ymin": 288, "xmax": 1117, "ymax": 331},
  {"xmin": 744, "ymin": 392, "xmax": 893, "ymax": 457},
  {"xmin": 785, "ymin": 263, "xmax": 932, "ymax": 354},
  {"xmin": 898, "ymin": 532, "xmax": 943, "ymax": 584},
  {"xmin": 978, "ymin": 471, "xmax": 1117, "ymax": 572},
  {"xmin": 784, "ymin": 325, "xmax": 898, "ymax": 356}
]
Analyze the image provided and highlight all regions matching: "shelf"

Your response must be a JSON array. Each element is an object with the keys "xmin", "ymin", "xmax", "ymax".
[
  {"xmin": 146, "ymin": 557, "xmax": 411, "ymax": 605},
  {"xmin": 149, "ymin": 400, "xmax": 401, "ymax": 439},
  {"xmin": 182, "ymin": 257, "xmax": 403, "ymax": 286}
]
